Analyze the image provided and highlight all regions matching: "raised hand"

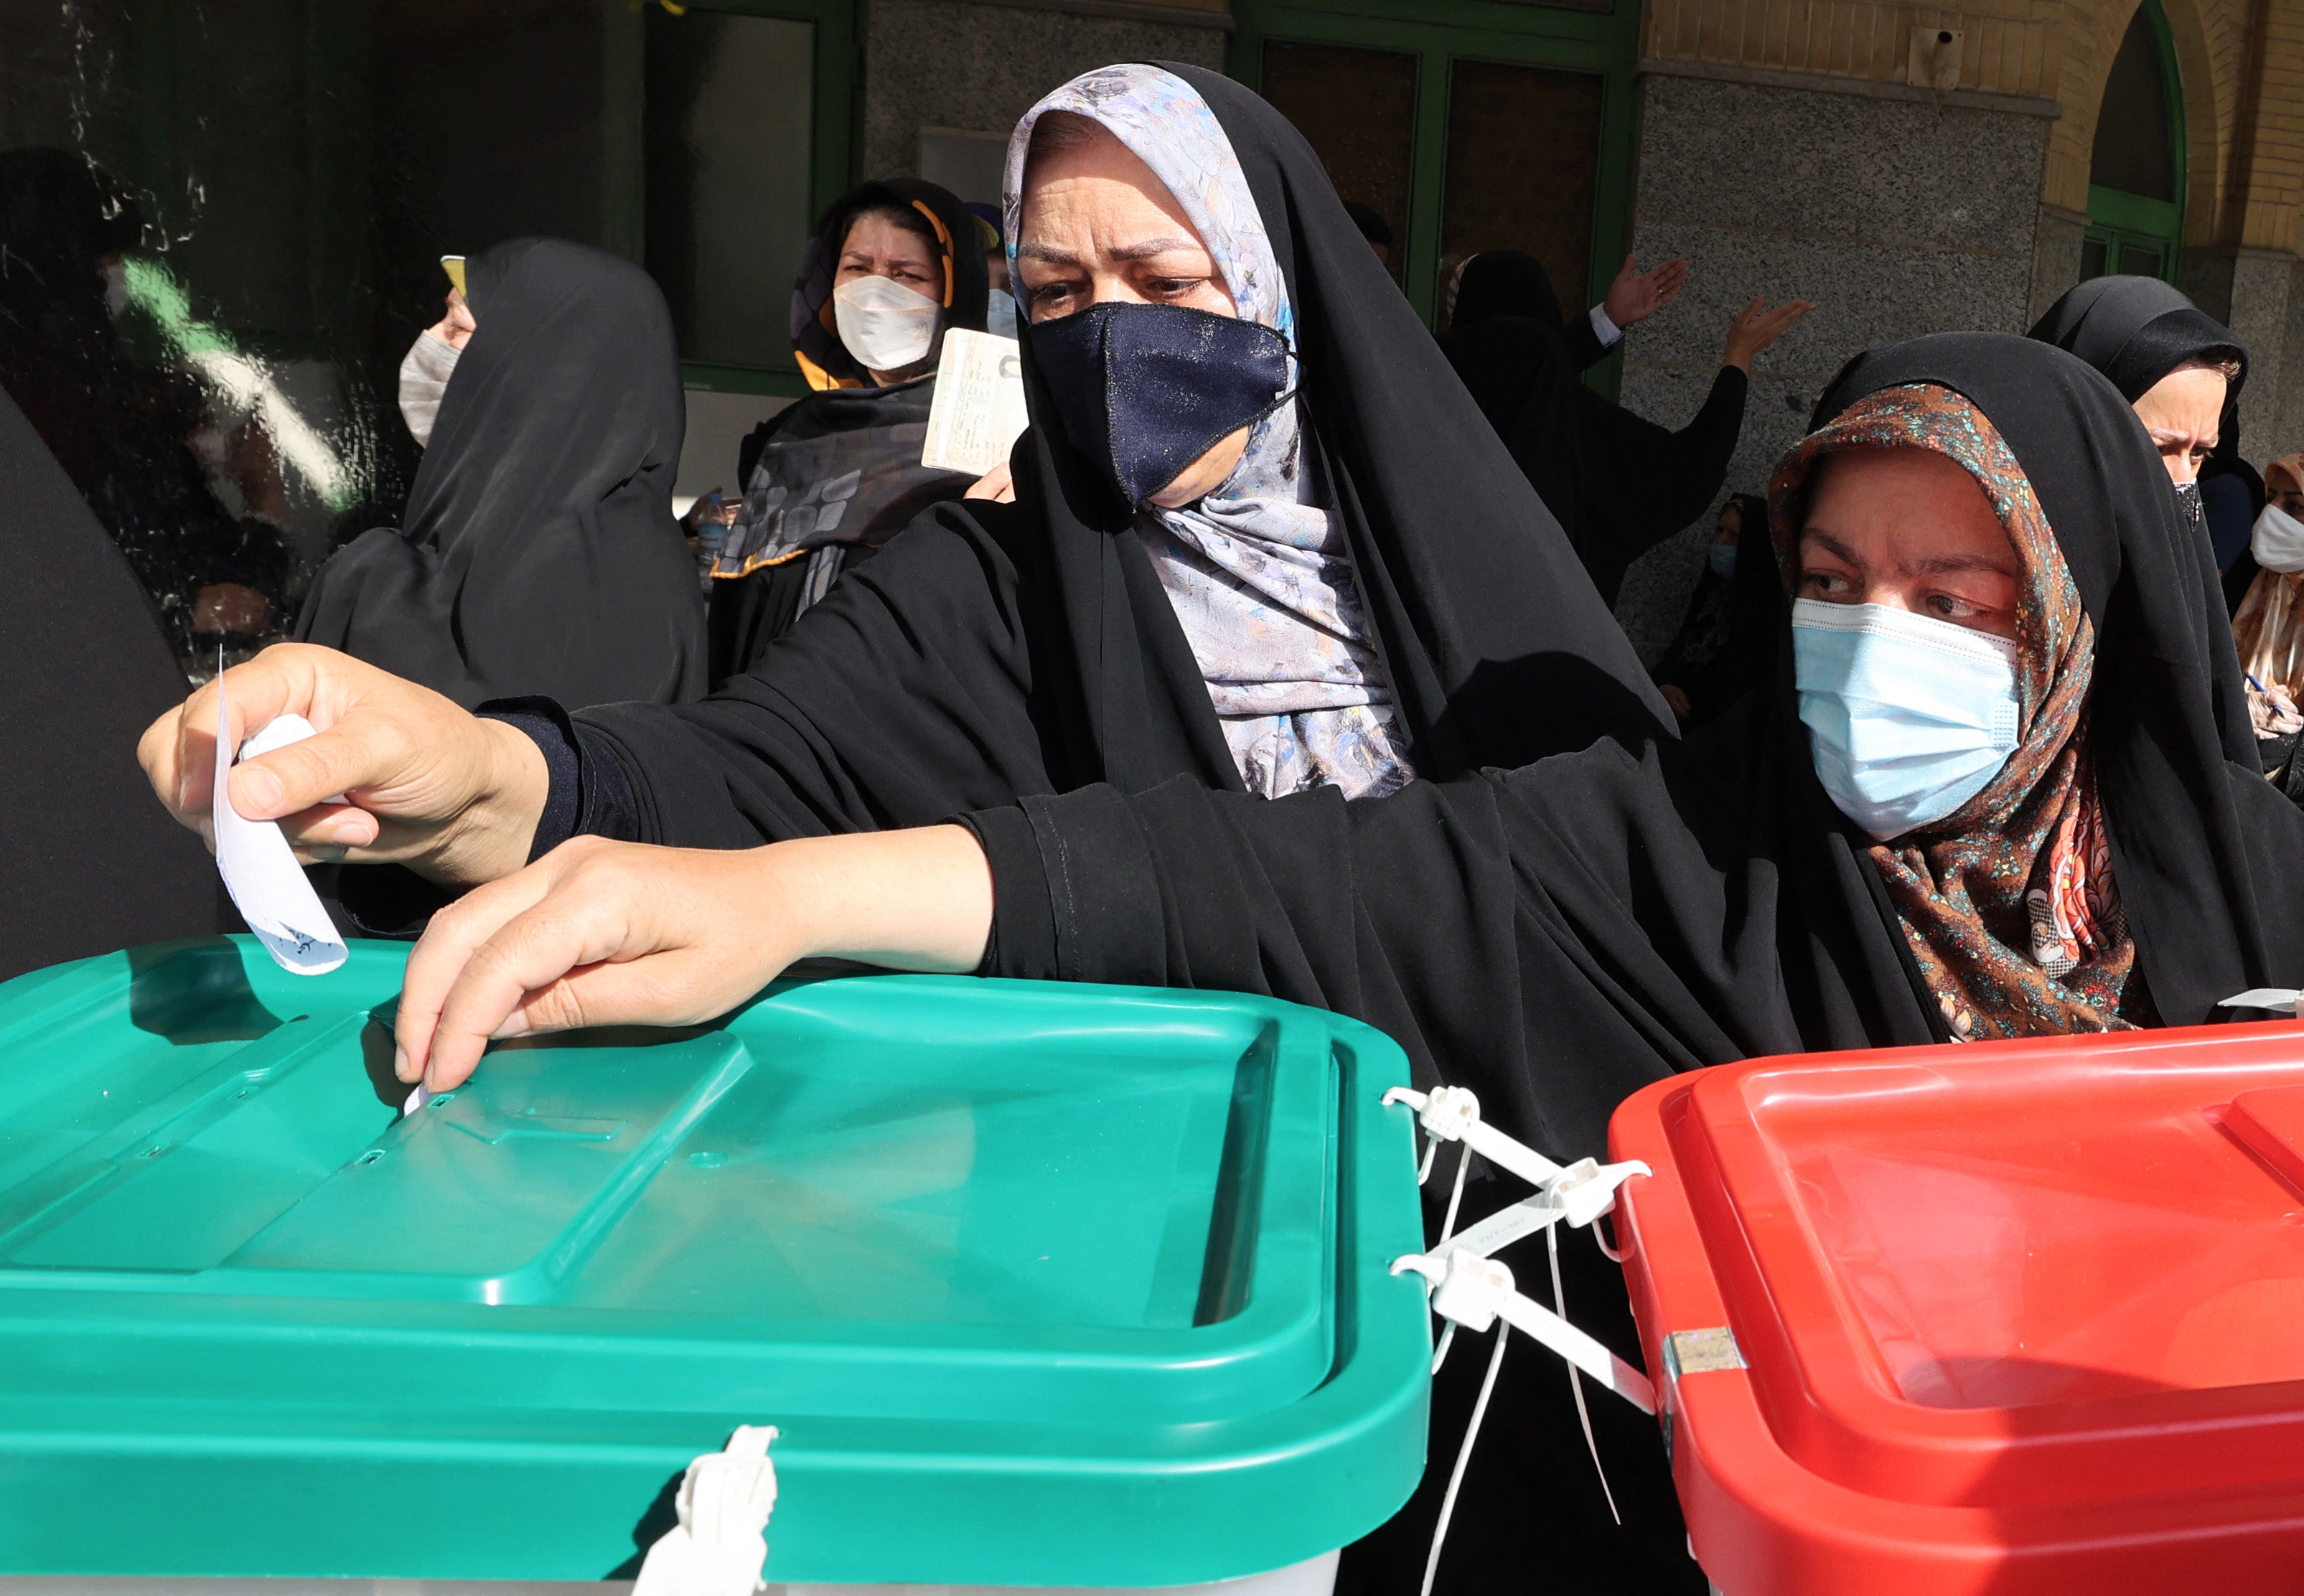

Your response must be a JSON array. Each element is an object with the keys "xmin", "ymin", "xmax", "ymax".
[
  {"xmin": 1603, "ymin": 253, "xmax": 1690, "ymax": 330},
  {"xmin": 1723, "ymin": 296, "xmax": 1817, "ymax": 372}
]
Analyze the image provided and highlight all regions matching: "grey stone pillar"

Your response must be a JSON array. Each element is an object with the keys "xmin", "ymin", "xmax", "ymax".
[{"xmin": 1610, "ymin": 69, "xmax": 2051, "ymax": 664}]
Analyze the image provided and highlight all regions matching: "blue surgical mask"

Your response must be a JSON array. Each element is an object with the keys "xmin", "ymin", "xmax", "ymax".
[
  {"xmin": 1026, "ymin": 301, "xmax": 1291, "ymax": 506},
  {"xmin": 1708, "ymin": 541, "xmax": 1738, "ymax": 579},
  {"xmin": 986, "ymin": 291, "xmax": 1018, "ymax": 342},
  {"xmin": 1792, "ymin": 598, "xmax": 2021, "ymax": 840}
]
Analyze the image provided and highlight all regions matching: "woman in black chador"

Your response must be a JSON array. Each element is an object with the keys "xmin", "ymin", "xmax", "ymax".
[
  {"xmin": 297, "ymin": 238, "xmax": 706, "ymax": 710},
  {"xmin": 702, "ymin": 179, "xmax": 991, "ymax": 682}
]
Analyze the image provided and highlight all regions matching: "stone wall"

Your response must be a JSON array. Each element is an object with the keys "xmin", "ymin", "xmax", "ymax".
[
  {"xmin": 863, "ymin": 0, "xmax": 1229, "ymax": 184},
  {"xmin": 1608, "ymin": 68, "xmax": 2051, "ymax": 661}
]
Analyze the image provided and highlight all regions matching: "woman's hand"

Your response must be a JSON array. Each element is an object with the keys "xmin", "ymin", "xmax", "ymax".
[
  {"xmin": 1723, "ymin": 296, "xmax": 1816, "ymax": 372},
  {"xmin": 136, "ymin": 642, "xmax": 549, "ymax": 886},
  {"xmin": 393, "ymin": 825, "xmax": 996, "ymax": 1092},
  {"xmin": 965, "ymin": 461, "xmax": 1016, "ymax": 503}
]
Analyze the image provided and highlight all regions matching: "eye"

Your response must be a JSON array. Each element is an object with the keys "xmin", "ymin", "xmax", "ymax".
[{"xmin": 1799, "ymin": 569, "xmax": 1852, "ymax": 599}]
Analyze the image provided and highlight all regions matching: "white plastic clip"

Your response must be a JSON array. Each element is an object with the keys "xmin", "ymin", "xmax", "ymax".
[
  {"xmin": 1392, "ymin": 1250, "xmax": 1656, "ymax": 1414},
  {"xmin": 633, "ymin": 1424, "xmax": 782, "ymax": 1596}
]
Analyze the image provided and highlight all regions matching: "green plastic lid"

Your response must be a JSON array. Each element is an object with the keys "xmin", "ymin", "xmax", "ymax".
[{"xmin": 0, "ymin": 938, "xmax": 1430, "ymax": 1584}]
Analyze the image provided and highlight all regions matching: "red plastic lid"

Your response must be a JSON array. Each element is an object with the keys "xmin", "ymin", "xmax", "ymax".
[{"xmin": 1610, "ymin": 1023, "xmax": 2304, "ymax": 1594}]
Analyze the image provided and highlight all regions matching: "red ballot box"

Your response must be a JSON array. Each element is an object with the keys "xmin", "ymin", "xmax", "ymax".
[{"xmin": 1608, "ymin": 1023, "xmax": 2304, "ymax": 1595}]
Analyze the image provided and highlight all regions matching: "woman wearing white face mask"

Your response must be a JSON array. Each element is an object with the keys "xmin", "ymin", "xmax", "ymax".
[
  {"xmin": 2229, "ymin": 454, "xmax": 2304, "ymax": 789},
  {"xmin": 703, "ymin": 179, "xmax": 991, "ymax": 683}
]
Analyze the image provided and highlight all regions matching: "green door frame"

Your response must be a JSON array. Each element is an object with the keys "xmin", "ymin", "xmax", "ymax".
[
  {"xmin": 607, "ymin": 0, "xmax": 862, "ymax": 397},
  {"xmin": 1230, "ymin": 0, "xmax": 1641, "ymax": 377},
  {"xmin": 2084, "ymin": 0, "xmax": 2186, "ymax": 283}
]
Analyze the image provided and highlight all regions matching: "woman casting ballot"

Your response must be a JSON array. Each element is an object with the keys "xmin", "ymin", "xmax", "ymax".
[{"xmin": 139, "ymin": 332, "xmax": 2304, "ymax": 1592}]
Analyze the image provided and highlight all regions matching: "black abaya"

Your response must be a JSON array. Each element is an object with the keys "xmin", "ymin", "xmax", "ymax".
[
  {"xmin": 1440, "ymin": 256, "xmax": 1747, "ymax": 606},
  {"xmin": 957, "ymin": 333, "xmax": 2304, "ymax": 1592},
  {"xmin": 535, "ymin": 64, "xmax": 1667, "ymax": 851},
  {"xmin": 296, "ymin": 238, "xmax": 704, "ymax": 710},
  {"xmin": 0, "ymin": 386, "xmax": 224, "ymax": 980}
]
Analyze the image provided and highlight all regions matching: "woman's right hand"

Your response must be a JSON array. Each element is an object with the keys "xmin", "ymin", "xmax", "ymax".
[
  {"xmin": 136, "ymin": 643, "xmax": 550, "ymax": 888},
  {"xmin": 1723, "ymin": 296, "xmax": 1816, "ymax": 372}
]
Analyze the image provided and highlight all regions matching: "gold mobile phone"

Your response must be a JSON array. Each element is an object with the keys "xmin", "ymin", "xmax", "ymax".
[{"xmin": 440, "ymin": 255, "xmax": 467, "ymax": 297}]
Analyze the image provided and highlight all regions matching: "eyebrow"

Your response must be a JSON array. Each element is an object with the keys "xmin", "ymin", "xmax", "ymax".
[
  {"xmin": 1799, "ymin": 526, "xmax": 2018, "ymax": 579},
  {"xmin": 1015, "ymin": 236, "xmax": 1206, "ymax": 266}
]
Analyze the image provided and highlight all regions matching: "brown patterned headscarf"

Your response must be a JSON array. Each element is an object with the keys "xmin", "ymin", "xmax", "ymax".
[{"xmin": 1769, "ymin": 382, "xmax": 2137, "ymax": 1041}]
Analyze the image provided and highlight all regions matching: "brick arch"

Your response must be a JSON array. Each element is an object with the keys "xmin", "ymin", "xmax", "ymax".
[{"xmin": 2041, "ymin": 0, "xmax": 2229, "ymax": 241}]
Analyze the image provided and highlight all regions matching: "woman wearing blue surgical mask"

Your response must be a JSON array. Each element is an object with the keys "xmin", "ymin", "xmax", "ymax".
[
  {"xmin": 355, "ymin": 332, "xmax": 2304, "ymax": 1592},
  {"xmin": 1652, "ymin": 492, "xmax": 1776, "ymax": 728},
  {"xmin": 701, "ymin": 179, "xmax": 991, "ymax": 682}
]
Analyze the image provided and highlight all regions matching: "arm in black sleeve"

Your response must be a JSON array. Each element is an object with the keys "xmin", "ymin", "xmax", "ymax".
[
  {"xmin": 568, "ymin": 501, "xmax": 1057, "ymax": 849},
  {"xmin": 1560, "ymin": 309, "xmax": 1609, "ymax": 374},
  {"xmin": 1578, "ymin": 366, "xmax": 1751, "ymax": 587},
  {"xmin": 963, "ymin": 753, "xmax": 1756, "ymax": 1160}
]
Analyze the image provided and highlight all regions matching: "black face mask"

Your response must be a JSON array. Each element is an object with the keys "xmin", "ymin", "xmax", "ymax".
[{"xmin": 1026, "ymin": 301, "xmax": 1291, "ymax": 507}]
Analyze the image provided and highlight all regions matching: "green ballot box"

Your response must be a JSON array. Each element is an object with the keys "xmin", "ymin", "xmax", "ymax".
[{"xmin": 0, "ymin": 938, "xmax": 1430, "ymax": 1590}]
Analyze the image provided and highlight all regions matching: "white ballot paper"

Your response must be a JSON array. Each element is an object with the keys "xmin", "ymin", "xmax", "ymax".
[
  {"xmin": 919, "ymin": 327, "xmax": 1028, "ymax": 476},
  {"xmin": 211, "ymin": 682, "xmax": 348, "ymax": 976}
]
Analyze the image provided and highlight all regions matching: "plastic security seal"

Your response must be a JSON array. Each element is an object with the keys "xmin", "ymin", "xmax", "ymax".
[
  {"xmin": 1382, "ymin": 1085, "xmax": 1654, "ymax": 1596},
  {"xmin": 633, "ymin": 1424, "xmax": 782, "ymax": 1596}
]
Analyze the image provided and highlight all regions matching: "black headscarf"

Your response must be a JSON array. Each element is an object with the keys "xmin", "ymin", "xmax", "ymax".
[
  {"xmin": 297, "ymin": 238, "xmax": 704, "ymax": 709},
  {"xmin": 960, "ymin": 332, "xmax": 2304, "ymax": 1588},
  {"xmin": 1439, "ymin": 253, "xmax": 1746, "ymax": 606},
  {"xmin": 2026, "ymin": 274, "xmax": 2247, "ymax": 402},
  {"xmin": 0, "ymin": 385, "xmax": 223, "ymax": 981},
  {"xmin": 708, "ymin": 181, "xmax": 991, "ymax": 681},
  {"xmin": 563, "ymin": 62, "xmax": 1666, "ymax": 848},
  {"xmin": 2026, "ymin": 273, "xmax": 2259, "ymax": 768},
  {"xmin": 1451, "ymin": 248, "xmax": 1564, "ymax": 332}
]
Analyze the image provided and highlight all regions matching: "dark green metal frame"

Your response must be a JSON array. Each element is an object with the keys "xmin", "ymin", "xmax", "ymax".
[
  {"xmin": 1228, "ymin": 0, "xmax": 1642, "ymax": 389},
  {"xmin": 2084, "ymin": 0, "xmax": 2186, "ymax": 283},
  {"xmin": 607, "ymin": 0, "xmax": 862, "ymax": 397}
]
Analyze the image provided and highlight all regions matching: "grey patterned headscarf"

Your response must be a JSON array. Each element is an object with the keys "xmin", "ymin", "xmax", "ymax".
[{"xmin": 1003, "ymin": 65, "xmax": 1413, "ymax": 799}]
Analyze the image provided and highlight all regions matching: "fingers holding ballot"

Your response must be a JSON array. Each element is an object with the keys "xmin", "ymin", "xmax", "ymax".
[{"xmin": 137, "ymin": 643, "xmax": 551, "ymax": 888}]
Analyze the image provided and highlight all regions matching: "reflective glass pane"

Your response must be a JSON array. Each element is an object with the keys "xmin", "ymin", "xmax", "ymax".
[
  {"xmin": 1441, "ymin": 60, "xmax": 1604, "ymax": 317},
  {"xmin": 2079, "ymin": 235, "xmax": 2110, "ymax": 282},
  {"xmin": 645, "ymin": 11, "xmax": 815, "ymax": 369},
  {"xmin": 2090, "ymin": 8, "xmax": 2176, "ymax": 202},
  {"xmin": 2120, "ymin": 240, "xmax": 2165, "ymax": 280},
  {"xmin": 1260, "ymin": 42, "xmax": 1418, "ymax": 286}
]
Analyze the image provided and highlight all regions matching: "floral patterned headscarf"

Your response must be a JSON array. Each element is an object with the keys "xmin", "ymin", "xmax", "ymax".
[
  {"xmin": 1002, "ymin": 65, "xmax": 1412, "ymax": 801},
  {"xmin": 1769, "ymin": 382, "xmax": 2137, "ymax": 1040}
]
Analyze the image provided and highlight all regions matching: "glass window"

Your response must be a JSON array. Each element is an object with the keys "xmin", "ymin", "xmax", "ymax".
[
  {"xmin": 2079, "ymin": 235, "xmax": 2109, "ymax": 282},
  {"xmin": 1441, "ymin": 60, "xmax": 1604, "ymax": 316},
  {"xmin": 645, "ymin": 10, "xmax": 816, "ymax": 371},
  {"xmin": 2091, "ymin": 8, "xmax": 2176, "ymax": 202},
  {"xmin": 1259, "ymin": 42, "xmax": 1419, "ymax": 286}
]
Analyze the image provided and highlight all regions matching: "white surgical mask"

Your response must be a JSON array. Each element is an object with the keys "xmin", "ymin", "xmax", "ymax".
[
  {"xmin": 398, "ymin": 329, "xmax": 462, "ymax": 447},
  {"xmin": 1792, "ymin": 598, "xmax": 2021, "ymax": 841},
  {"xmin": 2254, "ymin": 502, "xmax": 2304, "ymax": 573},
  {"xmin": 833, "ymin": 275, "xmax": 941, "ymax": 373},
  {"xmin": 986, "ymin": 290, "xmax": 1018, "ymax": 341}
]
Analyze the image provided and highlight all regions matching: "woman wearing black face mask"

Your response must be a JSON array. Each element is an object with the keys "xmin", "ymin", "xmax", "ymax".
[{"xmin": 143, "ymin": 64, "xmax": 1664, "ymax": 934}]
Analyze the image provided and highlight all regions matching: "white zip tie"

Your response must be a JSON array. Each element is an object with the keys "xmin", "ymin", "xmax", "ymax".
[
  {"xmin": 1420, "ymin": 1320, "xmax": 1511, "ymax": 1596},
  {"xmin": 1550, "ymin": 1222, "xmax": 1620, "ymax": 1525}
]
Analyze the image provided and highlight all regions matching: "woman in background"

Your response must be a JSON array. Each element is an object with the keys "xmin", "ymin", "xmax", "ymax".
[
  {"xmin": 703, "ymin": 180, "xmax": 990, "ymax": 682},
  {"xmin": 1652, "ymin": 492, "xmax": 1779, "ymax": 728},
  {"xmin": 298, "ymin": 238, "xmax": 704, "ymax": 709},
  {"xmin": 1438, "ymin": 248, "xmax": 1810, "ymax": 606}
]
